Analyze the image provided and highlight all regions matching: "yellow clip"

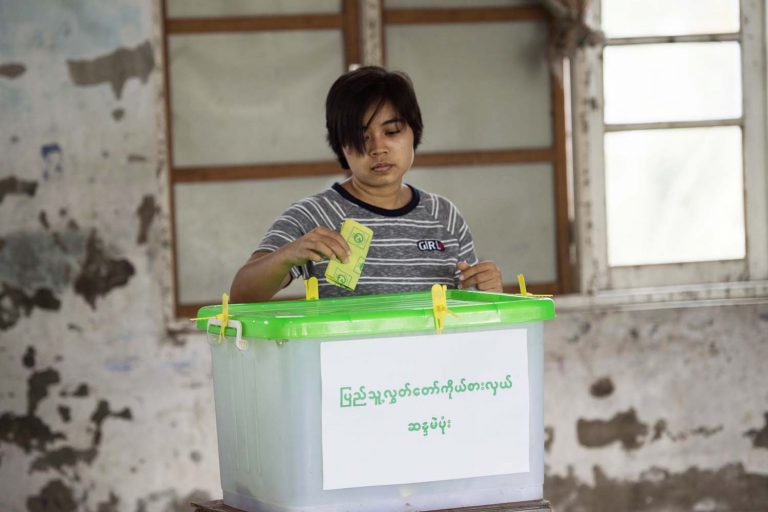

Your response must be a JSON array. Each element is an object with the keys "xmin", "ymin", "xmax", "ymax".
[
  {"xmin": 517, "ymin": 273, "xmax": 528, "ymax": 295},
  {"xmin": 517, "ymin": 274, "xmax": 553, "ymax": 298},
  {"xmin": 305, "ymin": 277, "xmax": 319, "ymax": 300},
  {"xmin": 431, "ymin": 284, "xmax": 458, "ymax": 335},
  {"xmin": 191, "ymin": 292, "xmax": 232, "ymax": 343}
]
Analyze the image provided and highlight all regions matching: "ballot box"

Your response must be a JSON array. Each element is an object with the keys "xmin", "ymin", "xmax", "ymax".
[{"xmin": 195, "ymin": 290, "xmax": 555, "ymax": 512}]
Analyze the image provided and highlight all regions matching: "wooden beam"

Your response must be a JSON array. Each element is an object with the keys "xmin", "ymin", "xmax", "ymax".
[
  {"xmin": 503, "ymin": 281, "xmax": 558, "ymax": 296},
  {"xmin": 551, "ymin": 62, "xmax": 573, "ymax": 294},
  {"xmin": 171, "ymin": 161, "xmax": 343, "ymax": 183},
  {"xmin": 160, "ymin": 0, "xmax": 183, "ymax": 314},
  {"xmin": 413, "ymin": 148, "xmax": 554, "ymax": 167},
  {"xmin": 383, "ymin": 6, "xmax": 548, "ymax": 25},
  {"xmin": 342, "ymin": 0, "xmax": 361, "ymax": 68},
  {"xmin": 166, "ymin": 14, "xmax": 343, "ymax": 34},
  {"xmin": 171, "ymin": 147, "xmax": 555, "ymax": 184}
]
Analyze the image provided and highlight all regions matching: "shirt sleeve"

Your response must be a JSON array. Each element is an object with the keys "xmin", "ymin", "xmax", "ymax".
[
  {"xmin": 433, "ymin": 195, "xmax": 479, "ymax": 288},
  {"xmin": 454, "ymin": 209, "xmax": 479, "ymax": 267},
  {"xmin": 255, "ymin": 201, "xmax": 315, "ymax": 281},
  {"xmin": 256, "ymin": 194, "xmax": 344, "ymax": 281}
]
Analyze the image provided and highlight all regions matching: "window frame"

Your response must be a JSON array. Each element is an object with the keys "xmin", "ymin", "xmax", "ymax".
[
  {"xmin": 378, "ymin": 3, "xmax": 573, "ymax": 297},
  {"xmin": 160, "ymin": 0, "xmax": 573, "ymax": 318},
  {"xmin": 571, "ymin": 0, "xmax": 768, "ymax": 298},
  {"xmin": 161, "ymin": 0, "xmax": 361, "ymax": 318}
]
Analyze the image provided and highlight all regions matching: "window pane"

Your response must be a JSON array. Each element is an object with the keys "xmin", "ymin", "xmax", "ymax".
[
  {"xmin": 167, "ymin": 0, "xmax": 339, "ymax": 18},
  {"xmin": 169, "ymin": 31, "xmax": 343, "ymax": 167},
  {"xmin": 604, "ymin": 43, "xmax": 741, "ymax": 124},
  {"xmin": 386, "ymin": 21, "xmax": 552, "ymax": 152},
  {"xmin": 174, "ymin": 175, "xmax": 343, "ymax": 304},
  {"xmin": 605, "ymin": 127, "xmax": 745, "ymax": 266},
  {"xmin": 406, "ymin": 164, "xmax": 557, "ymax": 283},
  {"xmin": 602, "ymin": 0, "xmax": 739, "ymax": 38}
]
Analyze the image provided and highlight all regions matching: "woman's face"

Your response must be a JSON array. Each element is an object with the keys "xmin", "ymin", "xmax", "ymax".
[{"xmin": 342, "ymin": 101, "xmax": 415, "ymax": 191}]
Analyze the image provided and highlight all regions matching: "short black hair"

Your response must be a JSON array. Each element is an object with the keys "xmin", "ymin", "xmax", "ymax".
[{"xmin": 325, "ymin": 66, "xmax": 423, "ymax": 169}]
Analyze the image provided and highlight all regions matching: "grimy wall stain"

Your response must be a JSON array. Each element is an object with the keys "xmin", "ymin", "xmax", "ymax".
[
  {"xmin": 0, "ymin": 176, "xmax": 37, "ymax": 203},
  {"xmin": 0, "ymin": 349, "xmax": 132, "ymax": 466},
  {"xmin": 544, "ymin": 426, "xmax": 555, "ymax": 453},
  {"xmin": 0, "ymin": 284, "xmax": 61, "ymax": 330},
  {"xmin": 546, "ymin": 463, "xmax": 768, "ymax": 512},
  {"xmin": 746, "ymin": 413, "xmax": 768, "ymax": 449},
  {"xmin": 589, "ymin": 377, "xmax": 614, "ymax": 398},
  {"xmin": 0, "ymin": 367, "xmax": 66, "ymax": 454},
  {"xmin": 0, "ymin": 62, "xmax": 26, "ymax": 79},
  {"xmin": 1, "ymin": 2, "xmax": 220, "ymax": 510},
  {"xmin": 545, "ymin": 306, "xmax": 768, "ymax": 511},
  {"xmin": 66, "ymin": 40, "xmax": 154, "ymax": 99},
  {"xmin": 0, "ymin": 226, "xmax": 134, "ymax": 327},
  {"xmin": 577, "ymin": 408, "xmax": 649, "ymax": 450},
  {"xmin": 73, "ymin": 230, "xmax": 135, "ymax": 308},
  {"xmin": 136, "ymin": 195, "xmax": 157, "ymax": 245},
  {"xmin": 26, "ymin": 480, "xmax": 77, "ymax": 512},
  {"xmin": 0, "ymin": 346, "xmax": 139, "ymax": 508}
]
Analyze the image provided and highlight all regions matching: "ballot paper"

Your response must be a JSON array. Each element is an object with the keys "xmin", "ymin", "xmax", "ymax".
[{"xmin": 325, "ymin": 219, "xmax": 373, "ymax": 291}]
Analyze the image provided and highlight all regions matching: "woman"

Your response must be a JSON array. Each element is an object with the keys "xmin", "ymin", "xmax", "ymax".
[{"xmin": 230, "ymin": 66, "xmax": 502, "ymax": 303}]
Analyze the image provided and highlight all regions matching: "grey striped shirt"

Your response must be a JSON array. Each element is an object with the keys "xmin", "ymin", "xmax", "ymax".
[{"xmin": 257, "ymin": 183, "xmax": 479, "ymax": 298}]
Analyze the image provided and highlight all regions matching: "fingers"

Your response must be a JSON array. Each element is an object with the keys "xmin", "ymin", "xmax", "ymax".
[
  {"xmin": 457, "ymin": 261, "xmax": 490, "ymax": 283},
  {"xmin": 288, "ymin": 227, "xmax": 351, "ymax": 266},
  {"xmin": 458, "ymin": 261, "xmax": 503, "ymax": 292},
  {"xmin": 303, "ymin": 240, "xmax": 338, "ymax": 262},
  {"xmin": 465, "ymin": 269, "xmax": 503, "ymax": 292},
  {"xmin": 318, "ymin": 227, "xmax": 351, "ymax": 262}
]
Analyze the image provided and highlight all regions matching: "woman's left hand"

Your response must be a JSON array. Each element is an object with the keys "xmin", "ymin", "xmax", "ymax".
[{"xmin": 457, "ymin": 260, "xmax": 503, "ymax": 293}]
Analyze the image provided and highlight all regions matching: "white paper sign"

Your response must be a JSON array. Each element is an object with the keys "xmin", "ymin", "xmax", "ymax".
[{"xmin": 320, "ymin": 328, "xmax": 530, "ymax": 490}]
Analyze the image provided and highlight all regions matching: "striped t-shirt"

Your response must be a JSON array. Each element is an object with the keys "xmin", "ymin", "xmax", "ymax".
[{"xmin": 257, "ymin": 183, "xmax": 479, "ymax": 298}]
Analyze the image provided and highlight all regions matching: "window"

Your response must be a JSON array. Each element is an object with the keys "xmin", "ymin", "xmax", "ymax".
[
  {"xmin": 572, "ymin": 0, "xmax": 768, "ymax": 296},
  {"xmin": 162, "ymin": 0, "xmax": 572, "ymax": 317},
  {"xmin": 162, "ymin": 0, "xmax": 360, "ymax": 317},
  {"xmin": 379, "ymin": 1, "xmax": 572, "ymax": 297}
]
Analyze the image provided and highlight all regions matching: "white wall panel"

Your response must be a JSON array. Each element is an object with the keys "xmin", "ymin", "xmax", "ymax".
[
  {"xmin": 406, "ymin": 164, "xmax": 557, "ymax": 284},
  {"xmin": 175, "ymin": 175, "xmax": 343, "ymax": 303},
  {"xmin": 386, "ymin": 21, "xmax": 552, "ymax": 152},
  {"xmin": 169, "ymin": 31, "xmax": 343, "ymax": 167}
]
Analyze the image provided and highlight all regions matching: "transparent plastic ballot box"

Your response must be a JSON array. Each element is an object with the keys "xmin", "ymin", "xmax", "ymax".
[{"xmin": 195, "ymin": 289, "xmax": 555, "ymax": 512}]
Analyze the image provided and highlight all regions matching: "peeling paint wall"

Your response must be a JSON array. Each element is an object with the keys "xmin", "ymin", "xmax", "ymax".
[
  {"xmin": 1, "ymin": 1, "xmax": 767, "ymax": 512},
  {"xmin": 544, "ymin": 305, "xmax": 768, "ymax": 511},
  {"xmin": 0, "ymin": 1, "xmax": 218, "ymax": 511}
]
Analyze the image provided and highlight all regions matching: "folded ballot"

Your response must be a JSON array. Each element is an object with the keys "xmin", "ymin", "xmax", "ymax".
[{"xmin": 325, "ymin": 219, "xmax": 373, "ymax": 291}]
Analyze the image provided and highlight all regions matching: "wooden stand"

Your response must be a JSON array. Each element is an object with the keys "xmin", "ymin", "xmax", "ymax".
[{"xmin": 192, "ymin": 499, "xmax": 552, "ymax": 512}]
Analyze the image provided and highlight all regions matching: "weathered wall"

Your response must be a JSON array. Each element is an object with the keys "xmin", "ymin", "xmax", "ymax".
[
  {"xmin": 1, "ymin": 1, "xmax": 767, "ymax": 512},
  {"xmin": 543, "ymin": 305, "xmax": 768, "ymax": 511},
  {"xmin": 0, "ymin": 1, "xmax": 219, "ymax": 511}
]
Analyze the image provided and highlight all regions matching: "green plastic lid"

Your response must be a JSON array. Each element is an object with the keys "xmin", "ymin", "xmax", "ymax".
[{"xmin": 195, "ymin": 290, "xmax": 555, "ymax": 340}]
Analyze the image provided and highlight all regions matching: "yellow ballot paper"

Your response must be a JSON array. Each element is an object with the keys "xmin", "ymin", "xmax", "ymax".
[{"xmin": 325, "ymin": 219, "xmax": 373, "ymax": 291}]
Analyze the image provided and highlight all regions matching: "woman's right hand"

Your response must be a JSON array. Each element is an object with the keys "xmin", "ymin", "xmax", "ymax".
[
  {"xmin": 277, "ymin": 227, "xmax": 351, "ymax": 267},
  {"xmin": 230, "ymin": 227, "xmax": 351, "ymax": 303}
]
